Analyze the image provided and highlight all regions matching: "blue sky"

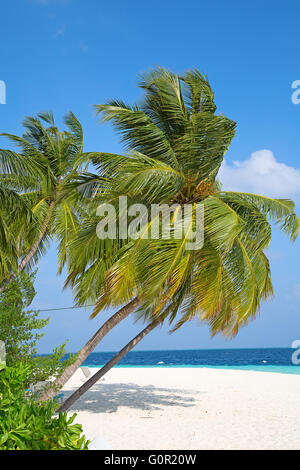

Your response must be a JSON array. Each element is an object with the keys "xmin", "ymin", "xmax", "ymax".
[{"xmin": 0, "ymin": 0, "xmax": 300, "ymax": 353}]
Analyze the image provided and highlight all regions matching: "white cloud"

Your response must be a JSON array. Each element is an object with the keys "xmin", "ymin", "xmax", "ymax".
[{"xmin": 219, "ymin": 150, "xmax": 300, "ymax": 199}]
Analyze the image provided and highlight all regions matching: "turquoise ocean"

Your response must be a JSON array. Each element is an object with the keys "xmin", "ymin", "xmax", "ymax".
[{"xmin": 72, "ymin": 348, "xmax": 300, "ymax": 375}]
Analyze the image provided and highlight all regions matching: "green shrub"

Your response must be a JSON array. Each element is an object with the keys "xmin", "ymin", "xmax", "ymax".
[
  {"xmin": 0, "ymin": 364, "xmax": 89, "ymax": 450},
  {"xmin": 0, "ymin": 272, "xmax": 76, "ymax": 389}
]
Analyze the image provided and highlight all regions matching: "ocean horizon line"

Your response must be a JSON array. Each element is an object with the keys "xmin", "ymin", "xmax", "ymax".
[{"xmin": 38, "ymin": 346, "xmax": 294, "ymax": 355}]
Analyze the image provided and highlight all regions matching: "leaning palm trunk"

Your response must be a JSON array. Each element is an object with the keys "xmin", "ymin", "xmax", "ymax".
[
  {"xmin": 56, "ymin": 319, "xmax": 158, "ymax": 413},
  {"xmin": 39, "ymin": 297, "xmax": 140, "ymax": 402}
]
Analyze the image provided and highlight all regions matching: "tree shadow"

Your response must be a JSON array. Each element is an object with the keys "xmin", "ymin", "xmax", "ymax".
[{"xmin": 63, "ymin": 382, "xmax": 202, "ymax": 413}]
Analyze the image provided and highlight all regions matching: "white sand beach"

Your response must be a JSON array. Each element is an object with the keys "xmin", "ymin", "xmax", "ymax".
[{"xmin": 62, "ymin": 367, "xmax": 300, "ymax": 450}]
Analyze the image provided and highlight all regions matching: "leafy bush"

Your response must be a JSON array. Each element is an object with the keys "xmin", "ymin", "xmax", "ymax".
[
  {"xmin": 0, "ymin": 364, "xmax": 89, "ymax": 450},
  {"xmin": 0, "ymin": 272, "xmax": 76, "ymax": 388}
]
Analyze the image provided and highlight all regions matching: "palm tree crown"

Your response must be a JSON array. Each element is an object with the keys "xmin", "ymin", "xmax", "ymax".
[
  {"xmin": 65, "ymin": 67, "xmax": 299, "ymax": 338},
  {"xmin": 0, "ymin": 111, "xmax": 86, "ymax": 276}
]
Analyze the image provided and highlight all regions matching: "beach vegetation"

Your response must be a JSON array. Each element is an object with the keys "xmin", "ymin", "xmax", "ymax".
[
  {"xmin": 0, "ymin": 67, "xmax": 298, "ymax": 414},
  {"xmin": 0, "ymin": 271, "xmax": 75, "ymax": 388},
  {"xmin": 0, "ymin": 364, "xmax": 89, "ymax": 450},
  {"xmin": 56, "ymin": 67, "xmax": 300, "ymax": 410},
  {"xmin": 0, "ymin": 111, "xmax": 87, "ymax": 281}
]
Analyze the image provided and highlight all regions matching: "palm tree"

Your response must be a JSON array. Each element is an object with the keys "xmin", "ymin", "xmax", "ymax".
[
  {"xmin": 55, "ymin": 68, "xmax": 300, "ymax": 409},
  {"xmin": 57, "ymin": 318, "xmax": 158, "ymax": 412},
  {"xmin": 0, "ymin": 112, "xmax": 145, "ymax": 404},
  {"xmin": 0, "ymin": 186, "xmax": 30, "ymax": 281},
  {"xmin": 0, "ymin": 111, "xmax": 88, "ymax": 276},
  {"xmin": 39, "ymin": 297, "xmax": 140, "ymax": 401},
  {"xmin": 0, "ymin": 145, "xmax": 38, "ymax": 280}
]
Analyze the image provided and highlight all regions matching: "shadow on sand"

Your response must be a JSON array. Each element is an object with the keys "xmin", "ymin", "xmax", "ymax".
[{"xmin": 63, "ymin": 382, "xmax": 202, "ymax": 413}]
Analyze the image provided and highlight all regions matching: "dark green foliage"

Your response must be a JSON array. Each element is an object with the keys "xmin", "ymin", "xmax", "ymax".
[{"xmin": 0, "ymin": 364, "xmax": 89, "ymax": 450}]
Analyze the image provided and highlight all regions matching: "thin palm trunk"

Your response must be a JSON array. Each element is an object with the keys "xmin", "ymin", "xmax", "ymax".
[
  {"xmin": 56, "ymin": 319, "xmax": 158, "ymax": 413},
  {"xmin": 0, "ymin": 201, "xmax": 55, "ymax": 292},
  {"xmin": 18, "ymin": 200, "xmax": 55, "ymax": 273},
  {"xmin": 39, "ymin": 297, "xmax": 140, "ymax": 402}
]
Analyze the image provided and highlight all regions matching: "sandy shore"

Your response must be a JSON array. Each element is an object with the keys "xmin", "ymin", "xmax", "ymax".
[{"xmin": 62, "ymin": 367, "xmax": 300, "ymax": 450}]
